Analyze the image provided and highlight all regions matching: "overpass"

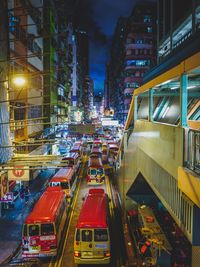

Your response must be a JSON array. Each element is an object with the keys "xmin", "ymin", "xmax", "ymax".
[{"xmin": 117, "ymin": 40, "xmax": 200, "ymax": 267}]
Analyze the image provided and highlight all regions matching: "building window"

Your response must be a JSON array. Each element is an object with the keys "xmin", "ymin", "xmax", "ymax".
[
  {"xmin": 138, "ymin": 49, "xmax": 144, "ymax": 55},
  {"xmin": 28, "ymin": 38, "xmax": 42, "ymax": 60},
  {"xmin": 9, "ymin": 13, "xmax": 20, "ymax": 33},
  {"xmin": 136, "ymin": 39, "xmax": 143, "ymax": 44},
  {"xmin": 126, "ymin": 49, "xmax": 132, "ymax": 55},
  {"xmin": 145, "ymin": 38, "xmax": 153, "ymax": 45},
  {"xmin": 135, "ymin": 71, "xmax": 140, "ymax": 77},
  {"xmin": 58, "ymin": 87, "xmax": 64, "ymax": 96},
  {"xmin": 126, "ymin": 59, "xmax": 150, "ymax": 67},
  {"xmin": 144, "ymin": 15, "xmax": 152, "ymax": 23},
  {"xmin": 147, "ymin": 26, "xmax": 152, "ymax": 33}
]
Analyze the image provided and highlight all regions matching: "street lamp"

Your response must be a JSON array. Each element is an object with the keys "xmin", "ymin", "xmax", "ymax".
[
  {"xmin": 11, "ymin": 75, "xmax": 28, "ymax": 143},
  {"xmin": 12, "ymin": 76, "xmax": 26, "ymax": 87}
]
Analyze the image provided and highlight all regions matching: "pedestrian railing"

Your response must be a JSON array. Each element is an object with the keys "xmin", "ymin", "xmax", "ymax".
[{"xmin": 186, "ymin": 129, "xmax": 200, "ymax": 174}]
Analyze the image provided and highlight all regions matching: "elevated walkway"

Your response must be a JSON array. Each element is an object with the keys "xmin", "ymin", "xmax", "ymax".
[{"xmin": 118, "ymin": 51, "xmax": 200, "ymax": 267}]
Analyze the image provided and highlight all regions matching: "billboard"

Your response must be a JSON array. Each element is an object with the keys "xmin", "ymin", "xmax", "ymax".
[
  {"xmin": 8, "ymin": 166, "xmax": 29, "ymax": 181},
  {"xmin": 68, "ymin": 124, "xmax": 95, "ymax": 134},
  {"xmin": 102, "ymin": 120, "xmax": 119, "ymax": 126}
]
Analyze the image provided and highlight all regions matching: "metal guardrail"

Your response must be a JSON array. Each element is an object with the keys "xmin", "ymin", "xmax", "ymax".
[{"xmin": 187, "ymin": 129, "xmax": 200, "ymax": 174}]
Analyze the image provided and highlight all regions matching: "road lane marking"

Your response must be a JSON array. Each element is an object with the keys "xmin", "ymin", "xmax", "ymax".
[{"xmin": 49, "ymin": 159, "xmax": 85, "ymax": 267}]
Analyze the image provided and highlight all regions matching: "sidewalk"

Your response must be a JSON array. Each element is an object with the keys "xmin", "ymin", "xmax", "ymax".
[{"xmin": 0, "ymin": 170, "xmax": 54, "ymax": 265}]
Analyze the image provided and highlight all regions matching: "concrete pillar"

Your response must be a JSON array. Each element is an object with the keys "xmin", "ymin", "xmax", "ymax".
[
  {"xmin": 134, "ymin": 96, "xmax": 138, "ymax": 122},
  {"xmin": 180, "ymin": 73, "xmax": 188, "ymax": 127},
  {"xmin": 149, "ymin": 89, "xmax": 154, "ymax": 122}
]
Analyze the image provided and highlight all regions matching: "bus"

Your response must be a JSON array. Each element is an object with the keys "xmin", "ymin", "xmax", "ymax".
[
  {"xmin": 108, "ymin": 143, "xmax": 119, "ymax": 156},
  {"xmin": 86, "ymin": 138, "xmax": 93, "ymax": 149},
  {"xmin": 70, "ymin": 141, "xmax": 83, "ymax": 158},
  {"xmin": 74, "ymin": 188, "xmax": 111, "ymax": 264},
  {"xmin": 61, "ymin": 152, "xmax": 81, "ymax": 172},
  {"xmin": 93, "ymin": 139, "xmax": 102, "ymax": 148},
  {"xmin": 102, "ymin": 142, "xmax": 108, "ymax": 152},
  {"xmin": 86, "ymin": 156, "xmax": 105, "ymax": 185},
  {"xmin": 90, "ymin": 146, "xmax": 102, "ymax": 158},
  {"xmin": 22, "ymin": 187, "xmax": 68, "ymax": 258},
  {"xmin": 49, "ymin": 167, "xmax": 77, "ymax": 199}
]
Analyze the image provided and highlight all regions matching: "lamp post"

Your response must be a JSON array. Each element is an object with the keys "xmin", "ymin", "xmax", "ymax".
[{"xmin": 11, "ymin": 75, "xmax": 28, "ymax": 152}]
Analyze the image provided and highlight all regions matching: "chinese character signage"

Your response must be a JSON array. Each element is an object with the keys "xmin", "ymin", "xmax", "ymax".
[
  {"xmin": 0, "ymin": 172, "xmax": 8, "ymax": 199},
  {"xmin": 8, "ymin": 166, "xmax": 29, "ymax": 181},
  {"xmin": 0, "ymin": 192, "xmax": 14, "ymax": 203}
]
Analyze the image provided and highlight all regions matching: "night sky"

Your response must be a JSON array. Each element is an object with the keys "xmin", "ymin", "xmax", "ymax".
[{"xmin": 73, "ymin": 0, "xmax": 138, "ymax": 93}]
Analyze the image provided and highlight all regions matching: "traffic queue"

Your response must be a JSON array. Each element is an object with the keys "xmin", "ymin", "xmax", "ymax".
[{"xmin": 21, "ymin": 131, "xmax": 120, "ymax": 262}]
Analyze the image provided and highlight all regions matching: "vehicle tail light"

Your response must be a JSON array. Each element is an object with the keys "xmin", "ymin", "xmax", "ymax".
[
  {"xmin": 76, "ymin": 241, "xmax": 79, "ymax": 246},
  {"xmin": 87, "ymin": 176, "xmax": 91, "ymax": 182},
  {"xmin": 104, "ymin": 251, "xmax": 110, "ymax": 257},
  {"xmin": 74, "ymin": 251, "xmax": 81, "ymax": 257}
]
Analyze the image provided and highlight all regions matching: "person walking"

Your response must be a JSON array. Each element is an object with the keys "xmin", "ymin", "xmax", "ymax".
[
  {"xmin": 24, "ymin": 186, "xmax": 30, "ymax": 204},
  {"xmin": 19, "ymin": 185, "xmax": 25, "ymax": 202}
]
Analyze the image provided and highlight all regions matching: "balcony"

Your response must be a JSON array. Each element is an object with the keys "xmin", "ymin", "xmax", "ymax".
[
  {"xmin": 12, "ymin": 25, "xmax": 27, "ymax": 46},
  {"xmin": 28, "ymin": 36, "xmax": 42, "ymax": 60},
  {"xmin": 21, "ymin": 0, "xmax": 41, "ymax": 30}
]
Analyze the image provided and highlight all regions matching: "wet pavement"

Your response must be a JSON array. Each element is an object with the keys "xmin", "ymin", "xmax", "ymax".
[{"xmin": 0, "ymin": 170, "xmax": 55, "ymax": 265}]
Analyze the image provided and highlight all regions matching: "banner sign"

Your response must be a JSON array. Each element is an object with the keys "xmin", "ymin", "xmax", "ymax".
[{"xmin": 0, "ymin": 172, "xmax": 8, "ymax": 198}]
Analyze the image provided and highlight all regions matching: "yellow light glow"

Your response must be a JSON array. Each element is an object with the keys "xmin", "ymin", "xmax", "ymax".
[{"xmin": 13, "ymin": 77, "xmax": 26, "ymax": 86}]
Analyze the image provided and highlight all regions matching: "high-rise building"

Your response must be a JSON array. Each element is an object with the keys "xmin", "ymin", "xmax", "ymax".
[
  {"xmin": 108, "ymin": 0, "xmax": 157, "ymax": 124},
  {"xmin": 43, "ymin": 0, "xmax": 71, "ymax": 127},
  {"xmin": 8, "ymin": 0, "xmax": 43, "ymax": 150},
  {"xmin": 108, "ymin": 17, "xmax": 128, "ymax": 124},
  {"xmin": 68, "ymin": 27, "xmax": 89, "ymax": 122},
  {"xmin": 83, "ymin": 76, "xmax": 94, "ymax": 122},
  {"xmin": 123, "ymin": 1, "xmax": 156, "ymax": 121}
]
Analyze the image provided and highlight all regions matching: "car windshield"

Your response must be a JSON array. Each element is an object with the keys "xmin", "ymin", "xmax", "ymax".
[
  {"xmin": 97, "ymin": 168, "xmax": 103, "ymax": 175},
  {"xmin": 82, "ymin": 230, "xmax": 93, "ymax": 242},
  {"xmin": 41, "ymin": 223, "xmax": 54, "ymax": 236},
  {"xmin": 61, "ymin": 182, "xmax": 69, "ymax": 189},
  {"xmin": 94, "ymin": 229, "xmax": 108, "ymax": 242},
  {"xmin": 29, "ymin": 224, "xmax": 39, "ymax": 236},
  {"xmin": 90, "ymin": 169, "xmax": 97, "ymax": 175}
]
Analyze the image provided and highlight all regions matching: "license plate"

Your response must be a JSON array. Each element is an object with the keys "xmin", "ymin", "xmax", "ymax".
[
  {"xmin": 31, "ymin": 246, "xmax": 39, "ymax": 250},
  {"xmin": 82, "ymin": 251, "xmax": 93, "ymax": 257}
]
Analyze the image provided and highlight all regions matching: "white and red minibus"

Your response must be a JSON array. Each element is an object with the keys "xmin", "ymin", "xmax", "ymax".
[
  {"xmin": 22, "ymin": 187, "xmax": 67, "ymax": 258},
  {"xmin": 70, "ymin": 141, "xmax": 83, "ymax": 158},
  {"xmin": 90, "ymin": 146, "xmax": 102, "ymax": 158},
  {"xmin": 74, "ymin": 188, "xmax": 111, "ymax": 264},
  {"xmin": 86, "ymin": 156, "xmax": 105, "ymax": 185},
  {"xmin": 108, "ymin": 143, "xmax": 119, "ymax": 156},
  {"xmin": 93, "ymin": 139, "xmax": 102, "ymax": 148},
  {"xmin": 49, "ymin": 167, "xmax": 77, "ymax": 199},
  {"xmin": 61, "ymin": 152, "xmax": 81, "ymax": 172}
]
